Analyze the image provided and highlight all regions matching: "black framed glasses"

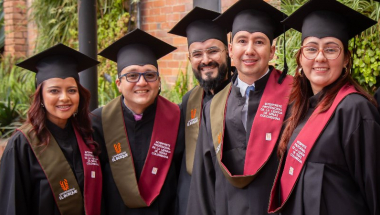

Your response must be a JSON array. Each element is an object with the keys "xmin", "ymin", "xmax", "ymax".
[
  {"xmin": 119, "ymin": 71, "xmax": 159, "ymax": 83},
  {"xmin": 301, "ymin": 46, "xmax": 342, "ymax": 60}
]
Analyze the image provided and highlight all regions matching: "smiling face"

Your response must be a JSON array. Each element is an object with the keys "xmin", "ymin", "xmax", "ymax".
[
  {"xmin": 189, "ymin": 39, "xmax": 228, "ymax": 85},
  {"xmin": 41, "ymin": 77, "xmax": 80, "ymax": 128},
  {"xmin": 300, "ymin": 37, "xmax": 349, "ymax": 94},
  {"xmin": 116, "ymin": 64, "xmax": 160, "ymax": 114},
  {"xmin": 229, "ymin": 31, "xmax": 275, "ymax": 85}
]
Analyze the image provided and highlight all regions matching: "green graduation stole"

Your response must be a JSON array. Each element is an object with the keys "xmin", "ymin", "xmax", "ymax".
[
  {"xmin": 18, "ymin": 123, "xmax": 102, "ymax": 215},
  {"xmin": 268, "ymin": 84, "xmax": 358, "ymax": 213},
  {"xmin": 210, "ymin": 69, "xmax": 293, "ymax": 188},
  {"xmin": 185, "ymin": 86, "xmax": 204, "ymax": 175},
  {"xmin": 102, "ymin": 96, "xmax": 180, "ymax": 208}
]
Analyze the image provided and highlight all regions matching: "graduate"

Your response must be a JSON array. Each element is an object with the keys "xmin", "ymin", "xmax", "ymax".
[
  {"xmin": 168, "ymin": 7, "xmax": 231, "ymax": 214},
  {"xmin": 268, "ymin": 0, "xmax": 380, "ymax": 214},
  {"xmin": 0, "ymin": 44, "xmax": 102, "ymax": 215},
  {"xmin": 186, "ymin": 0, "xmax": 292, "ymax": 214},
  {"xmin": 91, "ymin": 28, "xmax": 184, "ymax": 215}
]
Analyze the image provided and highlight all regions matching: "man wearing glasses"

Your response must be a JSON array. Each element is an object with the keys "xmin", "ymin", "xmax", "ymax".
[
  {"xmin": 186, "ymin": 0, "xmax": 293, "ymax": 214},
  {"xmin": 168, "ymin": 7, "xmax": 231, "ymax": 215},
  {"xmin": 91, "ymin": 29, "xmax": 184, "ymax": 215}
]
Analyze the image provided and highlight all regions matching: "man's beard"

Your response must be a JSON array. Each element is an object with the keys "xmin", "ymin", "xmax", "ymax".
[{"xmin": 193, "ymin": 60, "xmax": 228, "ymax": 93}]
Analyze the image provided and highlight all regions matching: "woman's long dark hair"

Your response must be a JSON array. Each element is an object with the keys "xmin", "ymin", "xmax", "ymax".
[
  {"xmin": 26, "ymin": 79, "xmax": 100, "ymax": 156},
  {"xmin": 277, "ymin": 48, "xmax": 376, "ymax": 158}
]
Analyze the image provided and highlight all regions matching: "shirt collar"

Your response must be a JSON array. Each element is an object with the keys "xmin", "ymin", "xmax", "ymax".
[{"xmin": 235, "ymin": 68, "xmax": 270, "ymax": 97}]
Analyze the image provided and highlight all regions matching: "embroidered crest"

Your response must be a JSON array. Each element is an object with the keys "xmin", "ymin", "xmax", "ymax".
[
  {"xmin": 217, "ymin": 133, "xmax": 222, "ymax": 144},
  {"xmin": 58, "ymin": 179, "xmax": 78, "ymax": 200},
  {"xmin": 187, "ymin": 108, "xmax": 199, "ymax": 126},
  {"xmin": 111, "ymin": 142, "xmax": 128, "ymax": 162},
  {"xmin": 191, "ymin": 109, "xmax": 197, "ymax": 119},
  {"xmin": 114, "ymin": 143, "xmax": 122, "ymax": 154},
  {"xmin": 216, "ymin": 133, "xmax": 222, "ymax": 154},
  {"xmin": 60, "ymin": 179, "xmax": 69, "ymax": 191}
]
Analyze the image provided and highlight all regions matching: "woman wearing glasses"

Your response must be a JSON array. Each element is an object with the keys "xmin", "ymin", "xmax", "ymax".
[
  {"xmin": 268, "ymin": 0, "xmax": 380, "ymax": 215},
  {"xmin": 91, "ymin": 29, "xmax": 184, "ymax": 215}
]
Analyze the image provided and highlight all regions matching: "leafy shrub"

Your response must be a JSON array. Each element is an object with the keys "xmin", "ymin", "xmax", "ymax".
[{"xmin": 0, "ymin": 57, "xmax": 34, "ymax": 137}]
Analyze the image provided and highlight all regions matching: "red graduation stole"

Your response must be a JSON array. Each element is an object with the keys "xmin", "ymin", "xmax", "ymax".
[
  {"xmin": 102, "ymin": 96, "xmax": 180, "ymax": 208},
  {"xmin": 19, "ymin": 123, "xmax": 102, "ymax": 215},
  {"xmin": 210, "ymin": 69, "xmax": 293, "ymax": 188},
  {"xmin": 185, "ymin": 86, "xmax": 204, "ymax": 175},
  {"xmin": 74, "ymin": 128, "xmax": 103, "ymax": 215},
  {"xmin": 268, "ymin": 84, "xmax": 358, "ymax": 213}
]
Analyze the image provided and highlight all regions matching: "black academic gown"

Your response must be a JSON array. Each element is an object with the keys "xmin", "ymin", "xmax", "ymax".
[
  {"xmin": 277, "ymin": 93, "xmax": 380, "ymax": 215},
  {"xmin": 374, "ymin": 87, "xmax": 380, "ymax": 113},
  {"xmin": 91, "ymin": 97, "xmax": 184, "ymax": 215},
  {"xmin": 0, "ymin": 120, "xmax": 86, "ymax": 215},
  {"xmin": 186, "ymin": 70, "xmax": 282, "ymax": 215},
  {"xmin": 177, "ymin": 79, "xmax": 231, "ymax": 215}
]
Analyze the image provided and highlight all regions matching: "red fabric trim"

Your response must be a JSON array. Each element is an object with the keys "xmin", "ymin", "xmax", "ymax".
[
  {"xmin": 268, "ymin": 84, "xmax": 358, "ymax": 212},
  {"xmin": 137, "ymin": 96, "xmax": 180, "ymax": 205},
  {"xmin": 74, "ymin": 128, "xmax": 103, "ymax": 215}
]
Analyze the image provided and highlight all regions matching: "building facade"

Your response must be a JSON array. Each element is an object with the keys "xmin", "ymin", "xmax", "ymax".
[{"xmin": 3, "ymin": 0, "xmax": 278, "ymax": 85}]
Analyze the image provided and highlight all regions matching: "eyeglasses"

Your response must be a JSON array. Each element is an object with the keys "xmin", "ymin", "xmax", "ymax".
[
  {"xmin": 190, "ymin": 47, "xmax": 225, "ymax": 61},
  {"xmin": 119, "ymin": 71, "xmax": 159, "ymax": 83},
  {"xmin": 301, "ymin": 46, "xmax": 342, "ymax": 60}
]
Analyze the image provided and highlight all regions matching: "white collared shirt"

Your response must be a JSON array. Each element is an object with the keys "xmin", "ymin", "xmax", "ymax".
[{"xmin": 235, "ymin": 68, "xmax": 270, "ymax": 131}]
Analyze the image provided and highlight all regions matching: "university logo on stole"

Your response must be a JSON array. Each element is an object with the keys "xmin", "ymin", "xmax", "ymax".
[
  {"xmin": 60, "ymin": 179, "xmax": 69, "ymax": 191},
  {"xmin": 216, "ymin": 132, "xmax": 222, "ymax": 154},
  {"xmin": 187, "ymin": 108, "xmax": 199, "ymax": 126},
  {"xmin": 191, "ymin": 109, "xmax": 197, "ymax": 119},
  {"xmin": 114, "ymin": 143, "xmax": 122, "ymax": 154},
  {"xmin": 111, "ymin": 142, "xmax": 128, "ymax": 162},
  {"xmin": 58, "ymin": 179, "xmax": 78, "ymax": 200}
]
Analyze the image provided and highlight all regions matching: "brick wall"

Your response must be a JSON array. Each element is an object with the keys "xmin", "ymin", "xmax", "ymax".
[
  {"xmin": 3, "ymin": 0, "xmax": 28, "ymax": 58},
  {"xmin": 3, "ymin": 0, "xmax": 279, "ymax": 84},
  {"xmin": 26, "ymin": 0, "xmax": 37, "ymax": 56},
  {"xmin": 142, "ymin": 0, "xmax": 280, "ymax": 86},
  {"xmin": 140, "ymin": 0, "xmax": 193, "ymax": 85}
]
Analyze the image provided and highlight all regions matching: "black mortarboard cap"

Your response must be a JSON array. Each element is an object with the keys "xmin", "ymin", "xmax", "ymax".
[
  {"xmin": 282, "ymin": 0, "xmax": 377, "ymax": 49},
  {"xmin": 16, "ymin": 43, "xmax": 99, "ymax": 86},
  {"xmin": 213, "ymin": 0, "xmax": 289, "ymax": 41},
  {"xmin": 168, "ymin": 7, "xmax": 227, "ymax": 47},
  {"xmin": 98, "ymin": 28, "xmax": 176, "ymax": 73}
]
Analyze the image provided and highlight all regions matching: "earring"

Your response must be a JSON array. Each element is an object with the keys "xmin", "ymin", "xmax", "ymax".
[
  {"xmin": 298, "ymin": 68, "xmax": 303, "ymax": 77},
  {"xmin": 73, "ymin": 110, "xmax": 78, "ymax": 117},
  {"xmin": 41, "ymin": 103, "xmax": 44, "ymax": 108}
]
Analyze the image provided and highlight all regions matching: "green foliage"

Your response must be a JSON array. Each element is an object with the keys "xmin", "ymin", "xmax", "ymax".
[
  {"xmin": 30, "ymin": 0, "xmax": 131, "ymax": 106},
  {"xmin": 0, "ymin": 57, "xmax": 34, "ymax": 137},
  {"xmin": 345, "ymin": 0, "xmax": 380, "ymax": 92},
  {"xmin": 96, "ymin": 0, "xmax": 130, "ymax": 106},
  {"xmin": 161, "ymin": 62, "xmax": 195, "ymax": 104},
  {"xmin": 30, "ymin": 0, "xmax": 78, "ymax": 51},
  {"xmin": 274, "ymin": 0, "xmax": 380, "ymax": 93}
]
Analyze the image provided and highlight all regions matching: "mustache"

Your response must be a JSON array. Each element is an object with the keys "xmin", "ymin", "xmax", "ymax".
[{"xmin": 197, "ymin": 61, "xmax": 219, "ymax": 71}]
